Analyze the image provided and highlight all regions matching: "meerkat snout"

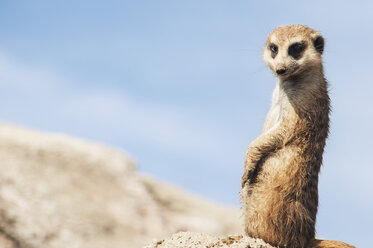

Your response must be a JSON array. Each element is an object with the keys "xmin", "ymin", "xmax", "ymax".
[
  {"xmin": 274, "ymin": 62, "xmax": 294, "ymax": 77},
  {"xmin": 276, "ymin": 68, "xmax": 287, "ymax": 75}
]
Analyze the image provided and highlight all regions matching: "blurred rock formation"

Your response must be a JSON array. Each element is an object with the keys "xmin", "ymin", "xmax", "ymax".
[{"xmin": 0, "ymin": 123, "xmax": 241, "ymax": 248}]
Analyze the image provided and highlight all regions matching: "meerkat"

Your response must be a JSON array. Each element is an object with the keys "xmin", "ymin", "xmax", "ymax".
[{"xmin": 241, "ymin": 25, "xmax": 355, "ymax": 248}]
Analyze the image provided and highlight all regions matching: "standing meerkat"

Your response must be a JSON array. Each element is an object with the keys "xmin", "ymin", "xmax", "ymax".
[{"xmin": 241, "ymin": 25, "xmax": 354, "ymax": 248}]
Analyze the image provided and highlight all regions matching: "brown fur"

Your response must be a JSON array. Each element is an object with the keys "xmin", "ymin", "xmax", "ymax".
[
  {"xmin": 307, "ymin": 239, "xmax": 355, "ymax": 248},
  {"xmin": 241, "ymin": 25, "xmax": 354, "ymax": 248}
]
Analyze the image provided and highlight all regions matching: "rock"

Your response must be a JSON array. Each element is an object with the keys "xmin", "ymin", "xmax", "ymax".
[
  {"xmin": 0, "ymin": 123, "xmax": 241, "ymax": 248},
  {"xmin": 140, "ymin": 176, "xmax": 241, "ymax": 236},
  {"xmin": 144, "ymin": 232, "xmax": 275, "ymax": 248}
]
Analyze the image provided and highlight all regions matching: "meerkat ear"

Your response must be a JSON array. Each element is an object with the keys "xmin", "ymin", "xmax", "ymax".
[{"xmin": 313, "ymin": 36, "xmax": 324, "ymax": 54}]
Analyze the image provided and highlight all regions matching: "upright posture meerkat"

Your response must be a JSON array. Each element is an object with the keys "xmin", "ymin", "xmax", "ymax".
[{"xmin": 241, "ymin": 25, "xmax": 354, "ymax": 248}]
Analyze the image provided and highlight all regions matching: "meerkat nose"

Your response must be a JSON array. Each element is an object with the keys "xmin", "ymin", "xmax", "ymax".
[{"xmin": 276, "ymin": 68, "xmax": 287, "ymax": 75}]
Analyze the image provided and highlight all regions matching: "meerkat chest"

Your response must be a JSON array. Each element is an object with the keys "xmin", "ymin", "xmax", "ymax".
[{"xmin": 262, "ymin": 83, "xmax": 290, "ymax": 133}]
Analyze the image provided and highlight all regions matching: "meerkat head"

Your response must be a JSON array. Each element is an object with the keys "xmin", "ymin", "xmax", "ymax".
[{"xmin": 263, "ymin": 25, "xmax": 324, "ymax": 79}]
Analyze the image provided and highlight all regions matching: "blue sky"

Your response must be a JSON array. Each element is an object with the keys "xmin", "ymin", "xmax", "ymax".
[{"xmin": 0, "ymin": 1, "xmax": 371, "ymax": 247}]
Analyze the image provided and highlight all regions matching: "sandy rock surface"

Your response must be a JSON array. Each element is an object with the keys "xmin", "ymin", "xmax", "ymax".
[
  {"xmin": 145, "ymin": 232, "xmax": 275, "ymax": 248},
  {"xmin": 0, "ymin": 123, "xmax": 242, "ymax": 248}
]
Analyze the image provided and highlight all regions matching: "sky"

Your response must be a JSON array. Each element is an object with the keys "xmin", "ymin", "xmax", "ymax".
[{"xmin": 0, "ymin": 1, "xmax": 371, "ymax": 247}]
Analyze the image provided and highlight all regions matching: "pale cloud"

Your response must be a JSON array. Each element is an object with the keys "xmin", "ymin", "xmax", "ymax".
[
  {"xmin": 0, "ymin": 52, "xmax": 242, "ymax": 168},
  {"xmin": 63, "ymin": 89, "xmax": 242, "ymax": 165},
  {"xmin": 0, "ymin": 52, "xmax": 64, "ymax": 94}
]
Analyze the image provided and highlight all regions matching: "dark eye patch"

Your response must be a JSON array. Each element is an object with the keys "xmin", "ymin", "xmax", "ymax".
[
  {"xmin": 288, "ymin": 42, "xmax": 306, "ymax": 59},
  {"xmin": 269, "ymin": 43, "xmax": 278, "ymax": 58}
]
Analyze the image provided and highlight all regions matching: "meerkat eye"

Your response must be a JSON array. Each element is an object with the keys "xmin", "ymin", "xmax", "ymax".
[
  {"xmin": 269, "ymin": 43, "xmax": 278, "ymax": 58},
  {"xmin": 288, "ymin": 42, "xmax": 306, "ymax": 59}
]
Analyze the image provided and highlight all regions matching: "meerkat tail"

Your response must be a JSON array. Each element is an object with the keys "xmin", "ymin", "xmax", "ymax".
[{"xmin": 307, "ymin": 239, "xmax": 356, "ymax": 248}]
